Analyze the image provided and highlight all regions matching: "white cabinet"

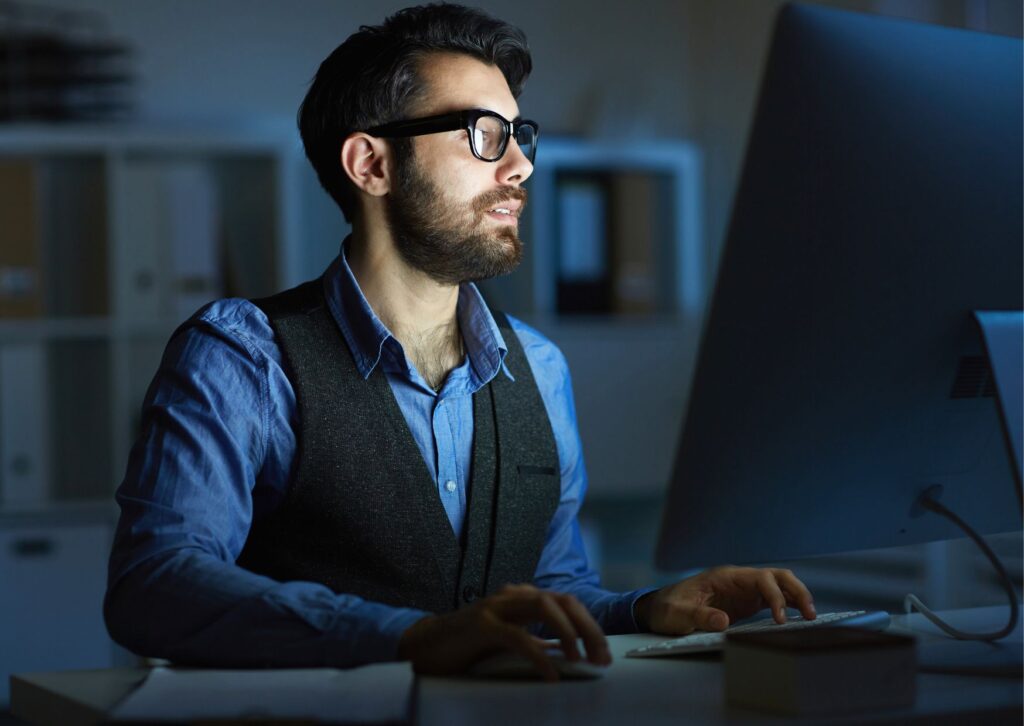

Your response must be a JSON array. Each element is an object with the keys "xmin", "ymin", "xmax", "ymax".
[{"xmin": 0, "ymin": 509, "xmax": 115, "ymax": 706}]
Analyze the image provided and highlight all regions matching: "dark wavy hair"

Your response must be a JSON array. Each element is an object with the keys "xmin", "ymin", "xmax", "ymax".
[{"xmin": 298, "ymin": 3, "xmax": 532, "ymax": 223}]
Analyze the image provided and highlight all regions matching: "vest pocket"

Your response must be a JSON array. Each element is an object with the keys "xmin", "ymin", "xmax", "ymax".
[{"xmin": 516, "ymin": 464, "xmax": 557, "ymax": 476}]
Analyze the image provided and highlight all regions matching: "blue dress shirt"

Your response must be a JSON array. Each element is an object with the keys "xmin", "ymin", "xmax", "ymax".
[{"xmin": 105, "ymin": 242, "xmax": 651, "ymax": 668}]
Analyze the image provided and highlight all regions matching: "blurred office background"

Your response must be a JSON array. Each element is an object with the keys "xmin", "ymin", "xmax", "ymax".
[{"xmin": 0, "ymin": 0, "xmax": 1021, "ymax": 711}]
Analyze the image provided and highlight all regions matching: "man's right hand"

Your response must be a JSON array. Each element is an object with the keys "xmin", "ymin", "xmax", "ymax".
[{"xmin": 396, "ymin": 583, "xmax": 611, "ymax": 681}]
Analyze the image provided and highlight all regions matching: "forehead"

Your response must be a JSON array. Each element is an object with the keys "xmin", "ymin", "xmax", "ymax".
[{"xmin": 414, "ymin": 52, "xmax": 520, "ymax": 120}]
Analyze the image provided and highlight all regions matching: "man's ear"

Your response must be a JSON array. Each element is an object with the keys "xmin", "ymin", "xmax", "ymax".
[{"xmin": 340, "ymin": 133, "xmax": 392, "ymax": 198}]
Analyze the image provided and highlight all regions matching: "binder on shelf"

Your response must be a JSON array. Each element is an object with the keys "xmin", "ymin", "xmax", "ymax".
[
  {"xmin": 0, "ymin": 161, "xmax": 44, "ymax": 318},
  {"xmin": 112, "ymin": 159, "xmax": 223, "ymax": 322},
  {"xmin": 38, "ymin": 157, "xmax": 109, "ymax": 316},
  {"xmin": 111, "ymin": 160, "xmax": 166, "ymax": 321},
  {"xmin": 0, "ymin": 343, "xmax": 51, "ymax": 507},
  {"xmin": 48, "ymin": 340, "xmax": 112, "ymax": 502},
  {"xmin": 610, "ymin": 174, "xmax": 660, "ymax": 315},
  {"xmin": 218, "ymin": 158, "xmax": 278, "ymax": 299},
  {"xmin": 164, "ymin": 162, "xmax": 223, "ymax": 320},
  {"xmin": 555, "ymin": 175, "xmax": 612, "ymax": 314}
]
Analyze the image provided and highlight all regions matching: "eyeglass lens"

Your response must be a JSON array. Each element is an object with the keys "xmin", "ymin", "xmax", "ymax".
[{"xmin": 472, "ymin": 115, "xmax": 536, "ymax": 162}]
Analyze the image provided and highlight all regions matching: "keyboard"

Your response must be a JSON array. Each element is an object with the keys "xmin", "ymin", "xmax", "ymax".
[{"xmin": 625, "ymin": 610, "xmax": 891, "ymax": 658}]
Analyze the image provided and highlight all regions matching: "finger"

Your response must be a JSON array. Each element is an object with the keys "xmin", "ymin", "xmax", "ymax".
[
  {"xmin": 694, "ymin": 605, "xmax": 730, "ymax": 631},
  {"xmin": 495, "ymin": 623, "xmax": 560, "ymax": 682},
  {"xmin": 754, "ymin": 569, "xmax": 789, "ymax": 623},
  {"xmin": 492, "ymin": 591, "xmax": 584, "ymax": 661},
  {"xmin": 662, "ymin": 603, "xmax": 729, "ymax": 634},
  {"xmin": 772, "ymin": 569, "xmax": 816, "ymax": 620},
  {"xmin": 554, "ymin": 594, "xmax": 611, "ymax": 665},
  {"xmin": 493, "ymin": 592, "xmax": 575, "ymax": 635},
  {"xmin": 535, "ymin": 593, "xmax": 583, "ymax": 661}
]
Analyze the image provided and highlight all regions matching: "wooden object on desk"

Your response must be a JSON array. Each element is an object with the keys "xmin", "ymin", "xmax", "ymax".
[{"xmin": 723, "ymin": 627, "xmax": 916, "ymax": 717}]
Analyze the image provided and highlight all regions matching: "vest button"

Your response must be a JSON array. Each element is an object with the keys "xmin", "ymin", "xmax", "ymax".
[{"xmin": 462, "ymin": 586, "xmax": 478, "ymax": 603}]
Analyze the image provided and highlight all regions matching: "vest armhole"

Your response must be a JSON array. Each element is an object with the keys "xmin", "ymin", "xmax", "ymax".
[
  {"xmin": 251, "ymin": 279, "xmax": 325, "ymax": 323},
  {"xmin": 493, "ymin": 309, "xmax": 512, "ymax": 331}
]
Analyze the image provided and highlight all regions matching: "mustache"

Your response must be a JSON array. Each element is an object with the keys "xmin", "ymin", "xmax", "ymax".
[{"xmin": 474, "ymin": 186, "xmax": 528, "ymax": 214}]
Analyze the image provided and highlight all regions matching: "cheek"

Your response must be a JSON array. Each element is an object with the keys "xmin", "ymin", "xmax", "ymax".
[{"xmin": 438, "ymin": 169, "xmax": 483, "ymax": 212}]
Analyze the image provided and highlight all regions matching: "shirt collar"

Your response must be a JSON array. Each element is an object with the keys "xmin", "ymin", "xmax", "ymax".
[{"xmin": 323, "ymin": 238, "xmax": 512, "ymax": 388}]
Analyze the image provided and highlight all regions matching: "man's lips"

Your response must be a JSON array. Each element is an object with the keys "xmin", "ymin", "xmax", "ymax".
[
  {"xmin": 485, "ymin": 208, "xmax": 519, "ymax": 224},
  {"xmin": 477, "ymin": 188, "xmax": 527, "ymax": 225},
  {"xmin": 482, "ymin": 199, "xmax": 522, "ymax": 224}
]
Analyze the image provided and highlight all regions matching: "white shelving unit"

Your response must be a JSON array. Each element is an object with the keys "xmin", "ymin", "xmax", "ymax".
[
  {"xmin": 0, "ymin": 124, "xmax": 308, "ymax": 704},
  {"xmin": 0, "ymin": 123, "xmax": 306, "ymax": 512}
]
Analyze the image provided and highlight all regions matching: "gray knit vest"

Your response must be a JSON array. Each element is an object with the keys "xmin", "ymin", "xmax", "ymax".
[{"xmin": 237, "ymin": 278, "xmax": 560, "ymax": 614}]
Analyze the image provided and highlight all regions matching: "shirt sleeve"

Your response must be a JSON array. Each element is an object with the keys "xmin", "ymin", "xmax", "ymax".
[
  {"xmin": 508, "ymin": 317, "xmax": 656, "ymax": 634},
  {"xmin": 104, "ymin": 302, "xmax": 428, "ymax": 667}
]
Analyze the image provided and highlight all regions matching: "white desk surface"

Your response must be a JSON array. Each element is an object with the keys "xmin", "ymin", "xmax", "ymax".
[{"xmin": 11, "ymin": 606, "xmax": 1022, "ymax": 725}]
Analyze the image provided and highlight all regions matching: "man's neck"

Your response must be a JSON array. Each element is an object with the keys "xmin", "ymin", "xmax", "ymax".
[{"xmin": 347, "ymin": 228, "xmax": 464, "ymax": 391}]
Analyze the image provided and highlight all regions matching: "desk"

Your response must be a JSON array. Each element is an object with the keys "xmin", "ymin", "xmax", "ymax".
[{"xmin": 12, "ymin": 606, "xmax": 1022, "ymax": 725}]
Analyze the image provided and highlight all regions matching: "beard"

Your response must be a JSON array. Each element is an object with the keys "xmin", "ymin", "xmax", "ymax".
[{"xmin": 385, "ymin": 154, "xmax": 527, "ymax": 285}]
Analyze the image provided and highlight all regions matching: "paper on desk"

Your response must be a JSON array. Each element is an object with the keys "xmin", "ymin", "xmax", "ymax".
[{"xmin": 109, "ymin": 664, "xmax": 413, "ymax": 724}]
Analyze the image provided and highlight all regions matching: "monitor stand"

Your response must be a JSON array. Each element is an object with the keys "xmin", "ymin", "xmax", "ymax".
[
  {"xmin": 975, "ymin": 311, "xmax": 1023, "ymax": 501},
  {"xmin": 905, "ymin": 312, "xmax": 1023, "ymax": 671}
]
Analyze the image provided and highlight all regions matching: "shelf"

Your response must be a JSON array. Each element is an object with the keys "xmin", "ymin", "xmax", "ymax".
[
  {"xmin": 0, "ymin": 120, "xmax": 301, "ymax": 156},
  {"xmin": 0, "ymin": 317, "xmax": 182, "ymax": 342},
  {"xmin": 0, "ymin": 125, "xmax": 301, "ymax": 510},
  {"xmin": 513, "ymin": 137, "xmax": 703, "ymax": 320},
  {"xmin": 0, "ymin": 499, "xmax": 118, "ymax": 525}
]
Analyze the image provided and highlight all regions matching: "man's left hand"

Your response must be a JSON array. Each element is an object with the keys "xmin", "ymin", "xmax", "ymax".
[{"xmin": 633, "ymin": 566, "xmax": 816, "ymax": 635}]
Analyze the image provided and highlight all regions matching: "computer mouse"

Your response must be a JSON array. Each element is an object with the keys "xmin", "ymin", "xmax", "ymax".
[{"xmin": 467, "ymin": 648, "xmax": 608, "ymax": 680}]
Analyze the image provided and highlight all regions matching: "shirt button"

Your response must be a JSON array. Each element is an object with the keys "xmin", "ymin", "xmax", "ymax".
[{"xmin": 445, "ymin": 480, "xmax": 457, "ymax": 493}]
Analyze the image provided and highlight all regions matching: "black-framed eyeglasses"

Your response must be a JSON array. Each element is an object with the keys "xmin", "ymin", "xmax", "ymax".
[{"xmin": 365, "ymin": 108, "xmax": 539, "ymax": 164}]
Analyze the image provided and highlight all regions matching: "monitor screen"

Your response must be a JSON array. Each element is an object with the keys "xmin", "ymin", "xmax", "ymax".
[{"xmin": 655, "ymin": 3, "xmax": 1022, "ymax": 571}]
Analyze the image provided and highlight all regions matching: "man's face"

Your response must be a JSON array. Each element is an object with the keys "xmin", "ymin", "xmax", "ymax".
[{"xmin": 385, "ymin": 53, "xmax": 534, "ymax": 285}]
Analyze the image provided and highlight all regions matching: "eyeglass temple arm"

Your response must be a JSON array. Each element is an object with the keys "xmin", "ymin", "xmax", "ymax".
[{"xmin": 366, "ymin": 113, "xmax": 465, "ymax": 138}]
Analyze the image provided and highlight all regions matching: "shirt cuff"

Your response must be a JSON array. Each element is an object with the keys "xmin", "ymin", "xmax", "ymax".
[
  {"xmin": 592, "ymin": 587, "xmax": 660, "ymax": 634},
  {"xmin": 330, "ymin": 601, "xmax": 431, "ymax": 665},
  {"xmin": 627, "ymin": 587, "xmax": 661, "ymax": 632}
]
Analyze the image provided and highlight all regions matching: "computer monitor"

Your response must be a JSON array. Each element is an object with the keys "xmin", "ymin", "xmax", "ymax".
[{"xmin": 655, "ymin": 3, "xmax": 1022, "ymax": 572}]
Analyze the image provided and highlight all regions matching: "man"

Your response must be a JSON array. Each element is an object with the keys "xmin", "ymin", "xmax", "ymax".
[{"xmin": 105, "ymin": 3, "xmax": 816, "ymax": 680}]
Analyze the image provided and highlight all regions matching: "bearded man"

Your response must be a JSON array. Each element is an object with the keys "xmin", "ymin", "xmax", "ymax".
[{"xmin": 105, "ymin": 3, "xmax": 816, "ymax": 679}]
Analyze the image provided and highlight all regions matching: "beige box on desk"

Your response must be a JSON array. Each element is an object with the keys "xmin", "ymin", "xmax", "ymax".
[{"xmin": 724, "ymin": 627, "xmax": 916, "ymax": 717}]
